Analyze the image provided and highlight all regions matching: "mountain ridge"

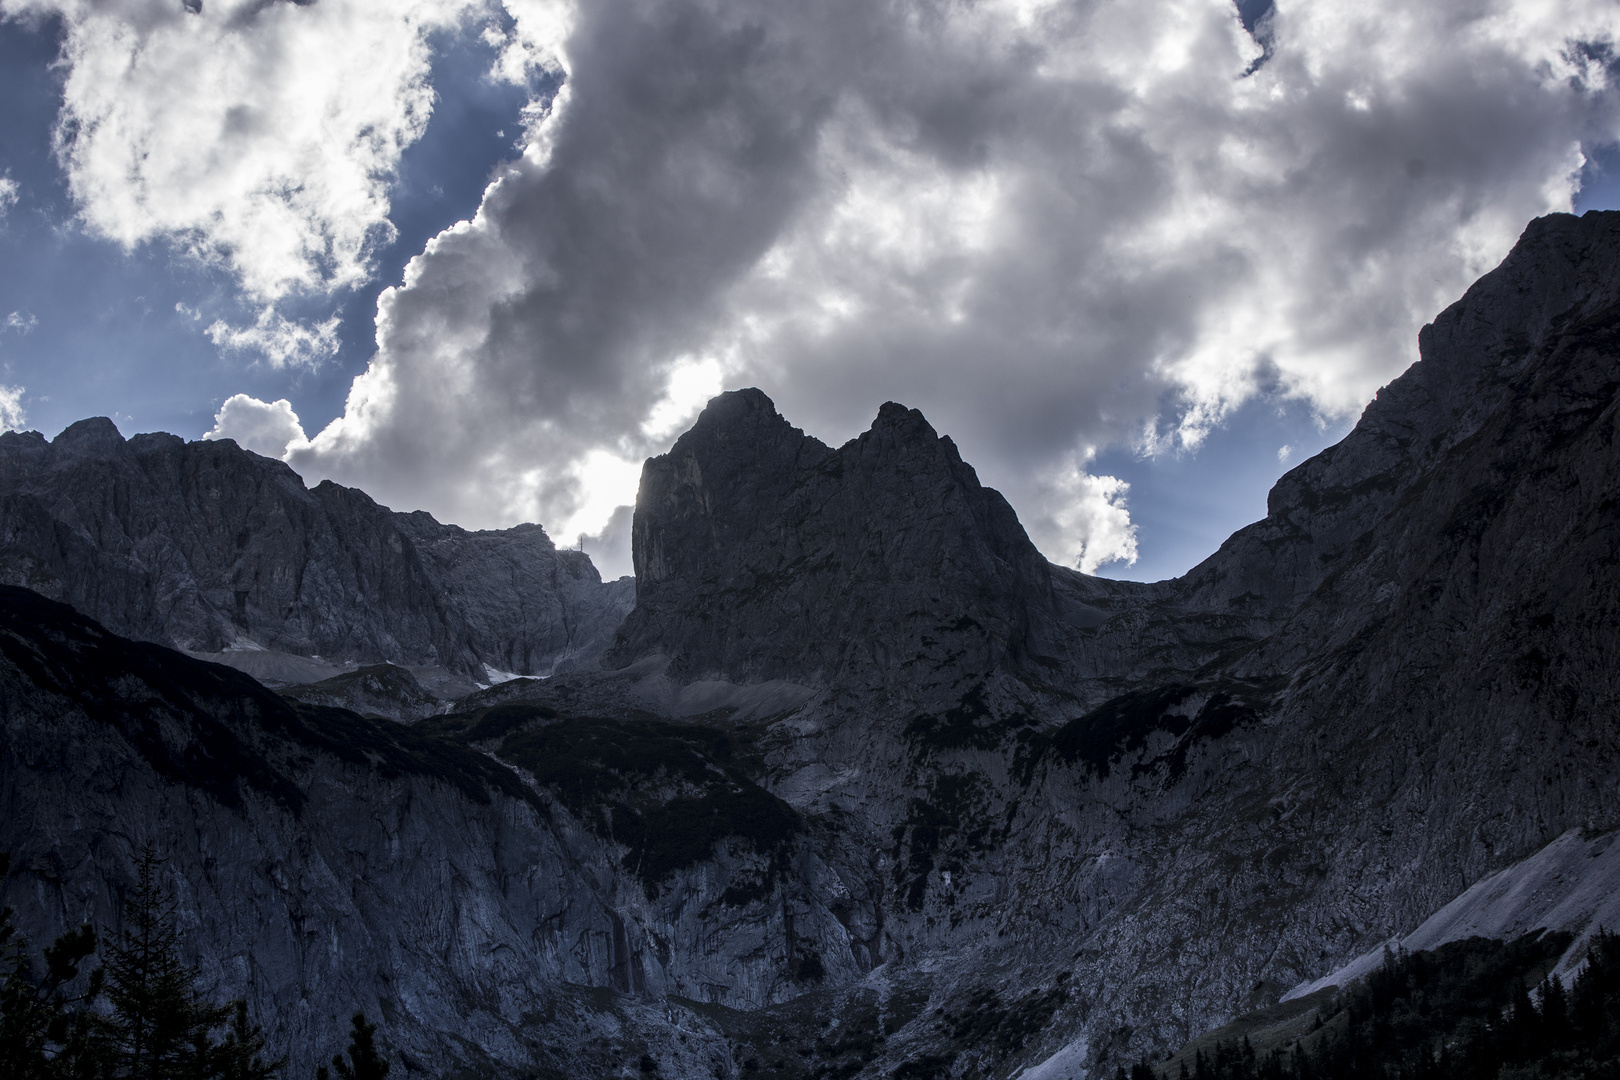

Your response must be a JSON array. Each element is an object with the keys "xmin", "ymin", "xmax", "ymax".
[
  {"xmin": 1, "ymin": 209, "xmax": 1618, "ymax": 1079},
  {"xmin": 0, "ymin": 421, "xmax": 634, "ymax": 684},
  {"xmin": 610, "ymin": 386, "xmax": 1071, "ymax": 693}
]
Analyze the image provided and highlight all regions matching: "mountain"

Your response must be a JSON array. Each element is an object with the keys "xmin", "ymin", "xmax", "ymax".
[
  {"xmin": 1, "ymin": 209, "xmax": 1618, "ymax": 1080},
  {"xmin": 612, "ymin": 389, "xmax": 1084, "ymax": 691},
  {"xmin": 0, "ymin": 423, "xmax": 634, "ymax": 686}
]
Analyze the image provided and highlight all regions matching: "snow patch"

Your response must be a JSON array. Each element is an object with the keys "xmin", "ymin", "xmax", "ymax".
[{"xmin": 482, "ymin": 664, "xmax": 524, "ymax": 685}]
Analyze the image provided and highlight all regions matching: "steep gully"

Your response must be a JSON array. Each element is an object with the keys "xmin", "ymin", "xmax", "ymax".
[{"xmin": 0, "ymin": 210, "xmax": 1617, "ymax": 1078}]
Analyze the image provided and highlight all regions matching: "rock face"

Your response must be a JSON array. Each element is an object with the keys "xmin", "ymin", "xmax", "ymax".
[
  {"xmin": 611, "ymin": 390, "xmax": 1072, "ymax": 690},
  {"xmin": 2, "ymin": 210, "xmax": 1620, "ymax": 1080},
  {"xmin": 0, "ymin": 586, "xmax": 850, "ymax": 1078},
  {"xmin": 0, "ymin": 428, "xmax": 634, "ymax": 680}
]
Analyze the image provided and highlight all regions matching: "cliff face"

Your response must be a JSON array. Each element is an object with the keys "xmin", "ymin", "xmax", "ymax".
[
  {"xmin": 599, "ymin": 211, "xmax": 1620, "ymax": 1071},
  {"xmin": 1181, "ymin": 209, "xmax": 1620, "ymax": 617},
  {"xmin": 611, "ymin": 390, "xmax": 1068, "ymax": 691},
  {"xmin": 989, "ymin": 211, "xmax": 1620, "ymax": 1068},
  {"xmin": 0, "ymin": 428, "xmax": 633, "ymax": 681},
  {"xmin": 2, "ymin": 210, "xmax": 1619, "ymax": 1080},
  {"xmin": 0, "ymin": 586, "xmax": 869, "ymax": 1078}
]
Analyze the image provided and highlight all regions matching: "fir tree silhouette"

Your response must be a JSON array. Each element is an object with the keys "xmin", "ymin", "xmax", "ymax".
[
  {"xmin": 316, "ymin": 1013, "xmax": 389, "ymax": 1080},
  {"xmin": 0, "ymin": 852, "xmax": 107, "ymax": 1080},
  {"xmin": 214, "ymin": 999, "xmax": 283, "ymax": 1080},
  {"xmin": 3, "ymin": 847, "xmax": 284, "ymax": 1080},
  {"xmin": 100, "ymin": 845, "xmax": 288, "ymax": 1080}
]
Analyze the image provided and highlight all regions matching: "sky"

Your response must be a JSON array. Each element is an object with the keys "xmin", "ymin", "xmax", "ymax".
[{"xmin": 0, "ymin": 0, "xmax": 1617, "ymax": 584}]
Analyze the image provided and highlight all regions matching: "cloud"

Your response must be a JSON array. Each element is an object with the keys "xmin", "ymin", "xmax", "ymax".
[
  {"xmin": 206, "ymin": 308, "xmax": 340, "ymax": 369},
  {"xmin": 1028, "ymin": 460, "xmax": 1140, "ymax": 575},
  {"xmin": 0, "ymin": 384, "xmax": 26, "ymax": 432},
  {"xmin": 32, "ymin": 0, "xmax": 1620, "ymax": 571},
  {"xmin": 0, "ymin": 175, "xmax": 17, "ymax": 217},
  {"xmin": 579, "ymin": 504, "xmax": 634, "ymax": 580},
  {"xmin": 4, "ymin": 311, "xmax": 36, "ymax": 334},
  {"xmin": 0, "ymin": 0, "xmax": 573, "ymax": 371},
  {"xmin": 204, "ymin": 393, "xmax": 309, "ymax": 459},
  {"xmin": 287, "ymin": 0, "xmax": 835, "ymax": 531},
  {"xmin": 3, "ymin": 0, "xmax": 491, "ymax": 300}
]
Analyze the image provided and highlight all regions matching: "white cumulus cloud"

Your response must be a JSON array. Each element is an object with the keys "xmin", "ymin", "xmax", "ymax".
[
  {"xmin": 9, "ymin": 0, "xmax": 475, "ymax": 301},
  {"xmin": 0, "ymin": 175, "xmax": 18, "ymax": 218},
  {"xmin": 1029, "ymin": 462, "xmax": 1140, "ymax": 576},
  {"xmin": 204, "ymin": 393, "xmax": 309, "ymax": 459},
  {"xmin": 0, "ymin": 385, "xmax": 27, "ymax": 432},
  {"xmin": 286, "ymin": 0, "xmax": 1620, "ymax": 571},
  {"xmin": 206, "ymin": 308, "xmax": 340, "ymax": 370},
  {"xmin": 0, "ymin": 0, "xmax": 577, "ymax": 366}
]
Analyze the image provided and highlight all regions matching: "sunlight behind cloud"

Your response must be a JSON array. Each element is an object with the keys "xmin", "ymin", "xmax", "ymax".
[
  {"xmin": 562, "ymin": 448, "xmax": 643, "ymax": 546},
  {"xmin": 33, "ymin": 0, "xmax": 1615, "ymax": 576},
  {"xmin": 642, "ymin": 356, "xmax": 726, "ymax": 441},
  {"xmin": 204, "ymin": 394, "xmax": 310, "ymax": 459}
]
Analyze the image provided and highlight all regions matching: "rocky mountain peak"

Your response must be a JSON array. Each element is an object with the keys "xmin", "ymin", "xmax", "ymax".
[
  {"xmin": 50, "ymin": 416, "xmax": 126, "ymax": 452},
  {"xmin": 0, "ymin": 424, "xmax": 634, "ymax": 681},
  {"xmin": 612, "ymin": 389, "xmax": 1059, "ymax": 690},
  {"xmin": 1181, "ymin": 209, "xmax": 1620, "ymax": 616},
  {"xmin": 856, "ymin": 401, "xmax": 962, "ymax": 463}
]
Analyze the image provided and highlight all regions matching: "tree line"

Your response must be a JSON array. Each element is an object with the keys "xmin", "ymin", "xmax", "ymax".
[
  {"xmin": 1, "ymin": 850, "xmax": 388, "ymax": 1080},
  {"xmin": 1117, "ymin": 929, "xmax": 1620, "ymax": 1080}
]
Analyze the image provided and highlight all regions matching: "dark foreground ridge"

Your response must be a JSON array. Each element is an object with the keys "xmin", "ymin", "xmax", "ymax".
[{"xmin": 1, "ymin": 209, "xmax": 1619, "ymax": 1078}]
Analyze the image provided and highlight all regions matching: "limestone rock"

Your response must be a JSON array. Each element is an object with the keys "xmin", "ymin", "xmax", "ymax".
[
  {"xmin": 611, "ymin": 389, "xmax": 1073, "ymax": 691},
  {"xmin": 0, "ymin": 428, "xmax": 634, "ymax": 679}
]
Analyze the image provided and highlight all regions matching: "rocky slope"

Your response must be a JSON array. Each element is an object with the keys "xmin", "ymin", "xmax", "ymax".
[
  {"xmin": 0, "ymin": 425, "xmax": 634, "ymax": 682},
  {"xmin": 0, "ymin": 585, "xmax": 867, "ymax": 1078},
  {"xmin": 1, "ymin": 209, "xmax": 1618, "ymax": 1080}
]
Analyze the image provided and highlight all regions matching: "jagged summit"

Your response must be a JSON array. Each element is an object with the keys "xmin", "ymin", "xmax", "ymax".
[
  {"xmin": 0, "ymin": 422, "xmax": 633, "ymax": 681},
  {"xmin": 50, "ymin": 415, "xmax": 127, "ymax": 453},
  {"xmin": 611, "ymin": 388, "xmax": 1062, "ymax": 688}
]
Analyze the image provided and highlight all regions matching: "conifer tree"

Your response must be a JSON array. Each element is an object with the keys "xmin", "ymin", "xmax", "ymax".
[
  {"xmin": 1506, "ymin": 977, "xmax": 1539, "ymax": 1058},
  {"xmin": 1537, "ymin": 972, "xmax": 1570, "ymax": 1047},
  {"xmin": 0, "ymin": 853, "xmax": 108, "ymax": 1080},
  {"xmin": 315, "ymin": 1013, "xmax": 389, "ymax": 1080},
  {"xmin": 101, "ymin": 847, "xmax": 229, "ymax": 1080},
  {"xmin": 214, "ymin": 1000, "xmax": 284, "ymax": 1080}
]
